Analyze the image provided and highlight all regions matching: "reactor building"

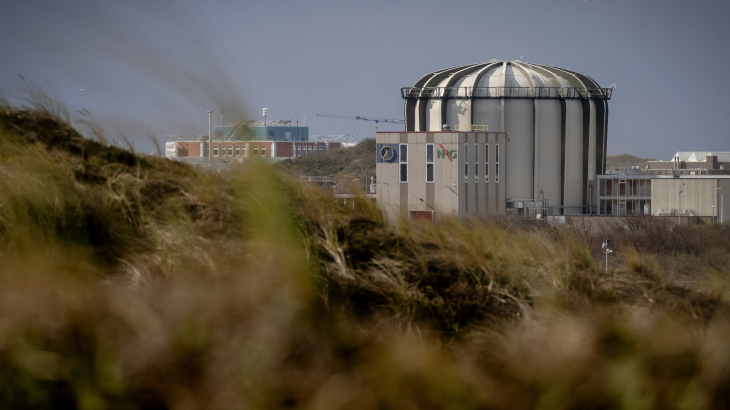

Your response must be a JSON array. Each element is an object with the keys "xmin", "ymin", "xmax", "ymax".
[{"xmin": 376, "ymin": 59, "xmax": 613, "ymax": 221}]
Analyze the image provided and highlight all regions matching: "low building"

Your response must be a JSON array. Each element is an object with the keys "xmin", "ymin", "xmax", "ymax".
[
  {"xmin": 596, "ymin": 174, "xmax": 730, "ymax": 221},
  {"xmin": 376, "ymin": 131, "xmax": 508, "ymax": 222},
  {"xmin": 165, "ymin": 139, "xmax": 341, "ymax": 165},
  {"xmin": 646, "ymin": 152, "xmax": 730, "ymax": 175}
]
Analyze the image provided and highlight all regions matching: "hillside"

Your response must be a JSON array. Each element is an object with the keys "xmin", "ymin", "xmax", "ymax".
[
  {"xmin": 2, "ymin": 103, "xmax": 730, "ymax": 407},
  {"xmin": 278, "ymin": 138, "xmax": 375, "ymax": 188},
  {"xmin": 606, "ymin": 153, "xmax": 657, "ymax": 170}
]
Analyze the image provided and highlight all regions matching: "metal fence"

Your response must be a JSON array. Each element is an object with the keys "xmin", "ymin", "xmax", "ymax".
[{"xmin": 401, "ymin": 86, "xmax": 612, "ymax": 100}]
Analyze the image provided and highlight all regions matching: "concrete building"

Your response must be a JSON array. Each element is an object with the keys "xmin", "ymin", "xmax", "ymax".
[
  {"xmin": 376, "ymin": 131, "xmax": 507, "ymax": 222},
  {"xmin": 646, "ymin": 152, "xmax": 730, "ymax": 176},
  {"xmin": 402, "ymin": 60, "xmax": 613, "ymax": 215}
]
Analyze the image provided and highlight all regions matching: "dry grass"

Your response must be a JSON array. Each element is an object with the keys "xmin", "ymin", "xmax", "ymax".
[{"xmin": 1, "ymin": 100, "xmax": 730, "ymax": 408}]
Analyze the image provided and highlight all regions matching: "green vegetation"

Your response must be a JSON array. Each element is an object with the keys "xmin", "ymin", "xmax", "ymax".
[
  {"xmin": 2, "ymin": 100, "xmax": 730, "ymax": 409},
  {"xmin": 278, "ymin": 138, "xmax": 375, "ymax": 189}
]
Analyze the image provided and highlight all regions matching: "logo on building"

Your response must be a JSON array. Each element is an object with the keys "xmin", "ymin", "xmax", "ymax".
[
  {"xmin": 379, "ymin": 146, "xmax": 395, "ymax": 161},
  {"xmin": 437, "ymin": 144, "xmax": 457, "ymax": 161}
]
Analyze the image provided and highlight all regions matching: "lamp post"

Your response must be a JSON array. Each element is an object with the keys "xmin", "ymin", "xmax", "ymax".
[
  {"xmin": 263, "ymin": 108, "xmax": 268, "ymax": 140},
  {"xmin": 679, "ymin": 183, "xmax": 686, "ymax": 225},
  {"xmin": 540, "ymin": 189, "xmax": 545, "ymax": 217}
]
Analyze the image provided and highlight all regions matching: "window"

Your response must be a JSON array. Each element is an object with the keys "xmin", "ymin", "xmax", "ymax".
[
  {"xmin": 475, "ymin": 144, "xmax": 479, "ymax": 182},
  {"xmin": 495, "ymin": 144, "xmax": 499, "ymax": 182},
  {"xmin": 297, "ymin": 146, "xmax": 301, "ymax": 156},
  {"xmin": 399, "ymin": 144, "xmax": 408, "ymax": 183},
  {"xmin": 485, "ymin": 144, "xmax": 489, "ymax": 182},
  {"xmin": 235, "ymin": 146, "xmax": 240, "ymax": 156},
  {"xmin": 285, "ymin": 131, "xmax": 291, "ymax": 140},
  {"xmin": 228, "ymin": 146, "xmax": 233, "ymax": 156},
  {"xmin": 213, "ymin": 146, "xmax": 219, "ymax": 156},
  {"xmin": 464, "ymin": 144, "xmax": 468, "ymax": 182},
  {"xmin": 308, "ymin": 146, "xmax": 312, "ymax": 154},
  {"xmin": 318, "ymin": 146, "xmax": 322, "ymax": 151},
  {"xmin": 261, "ymin": 146, "xmax": 266, "ymax": 156},
  {"xmin": 426, "ymin": 144, "xmax": 434, "ymax": 183},
  {"xmin": 253, "ymin": 146, "xmax": 259, "ymax": 156}
]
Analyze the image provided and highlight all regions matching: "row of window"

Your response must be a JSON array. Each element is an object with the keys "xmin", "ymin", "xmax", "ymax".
[
  {"xmin": 464, "ymin": 143, "xmax": 498, "ymax": 183},
  {"xmin": 397, "ymin": 143, "xmax": 499, "ymax": 183},
  {"xmin": 211, "ymin": 144, "xmax": 327, "ymax": 157},
  {"xmin": 213, "ymin": 145, "xmax": 266, "ymax": 157},
  {"xmin": 296, "ymin": 145, "xmax": 326, "ymax": 156}
]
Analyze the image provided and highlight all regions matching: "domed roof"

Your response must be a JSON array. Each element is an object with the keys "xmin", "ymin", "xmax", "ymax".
[{"xmin": 403, "ymin": 60, "xmax": 612, "ymax": 100}]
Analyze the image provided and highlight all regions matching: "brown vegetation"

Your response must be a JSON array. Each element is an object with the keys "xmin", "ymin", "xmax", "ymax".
[{"xmin": 1, "ymin": 101, "xmax": 730, "ymax": 408}]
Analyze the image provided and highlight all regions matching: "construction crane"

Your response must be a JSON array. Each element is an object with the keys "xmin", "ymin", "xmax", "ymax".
[{"xmin": 316, "ymin": 113, "xmax": 405, "ymax": 125}]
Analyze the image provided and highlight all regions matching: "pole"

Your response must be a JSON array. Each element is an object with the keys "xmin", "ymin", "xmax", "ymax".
[
  {"xmin": 208, "ymin": 111, "xmax": 213, "ymax": 165},
  {"xmin": 220, "ymin": 111, "xmax": 224, "ymax": 142},
  {"xmin": 678, "ymin": 189, "xmax": 681, "ymax": 225},
  {"xmin": 722, "ymin": 194, "xmax": 725, "ymax": 224},
  {"xmin": 263, "ymin": 108, "xmax": 268, "ymax": 140}
]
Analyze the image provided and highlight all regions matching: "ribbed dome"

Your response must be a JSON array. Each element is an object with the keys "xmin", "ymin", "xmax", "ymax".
[{"xmin": 402, "ymin": 60, "xmax": 612, "ymax": 215}]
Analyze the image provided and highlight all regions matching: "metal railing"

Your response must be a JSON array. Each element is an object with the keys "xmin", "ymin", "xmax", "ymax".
[
  {"xmin": 454, "ymin": 124, "xmax": 488, "ymax": 131},
  {"xmin": 401, "ymin": 86, "xmax": 612, "ymax": 100}
]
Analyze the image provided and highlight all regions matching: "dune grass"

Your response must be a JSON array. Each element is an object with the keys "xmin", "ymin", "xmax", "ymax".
[{"xmin": 1, "ymin": 100, "xmax": 730, "ymax": 408}]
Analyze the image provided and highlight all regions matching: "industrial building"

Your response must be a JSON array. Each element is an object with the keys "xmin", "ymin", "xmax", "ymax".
[
  {"xmin": 378, "ymin": 59, "xmax": 613, "ymax": 220},
  {"xmin": 597, "ymin": 174, "xmax": 730, "ymax": 221},
  {"xmin": 213, "ymin": 120, "xmax": 308, "ymax": 141},
  {"xmin": 646, "ymin": 152, "xmax": 730, "ymax": 175}
]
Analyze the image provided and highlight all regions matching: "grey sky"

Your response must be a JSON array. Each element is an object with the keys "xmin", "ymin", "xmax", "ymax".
[{"xmin": 1, "ymin": 0, "xmax": 729, "ymax": 158}]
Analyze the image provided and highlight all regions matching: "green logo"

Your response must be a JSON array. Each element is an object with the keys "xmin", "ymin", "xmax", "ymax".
[{"xmin": 437, "ymin": 144, "xmax": 457, "ymax": 161}]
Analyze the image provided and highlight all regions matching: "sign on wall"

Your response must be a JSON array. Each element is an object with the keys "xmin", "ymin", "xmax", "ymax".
[{"xmin": 437, "ymin": 144, "xmax": 457, "ymax": 161}]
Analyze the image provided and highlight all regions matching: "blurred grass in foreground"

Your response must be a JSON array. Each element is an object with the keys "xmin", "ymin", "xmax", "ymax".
[{"xmin": 1, "ymin": 100, "xmax": 730, "ymax": 409}]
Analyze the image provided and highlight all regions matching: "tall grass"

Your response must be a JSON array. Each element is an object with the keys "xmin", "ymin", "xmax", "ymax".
[{"xmin": 1, "ymin": 100, "xmax": 730, "ymax": 408}]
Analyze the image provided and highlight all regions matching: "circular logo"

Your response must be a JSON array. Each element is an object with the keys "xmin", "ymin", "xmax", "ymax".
[{"xmin": 380, "ymin": 146, "xmax": 395, "ymax": 161}]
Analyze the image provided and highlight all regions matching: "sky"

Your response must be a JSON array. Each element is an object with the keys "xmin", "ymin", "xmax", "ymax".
[{"xmin": 1, "ymin": 0, "xmax": 729, "ymax": 158}]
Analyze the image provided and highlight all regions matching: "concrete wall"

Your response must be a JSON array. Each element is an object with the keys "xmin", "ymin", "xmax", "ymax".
[{"xmin": 651, "ymin": 179, "xmax": 722, "ymax": 217}]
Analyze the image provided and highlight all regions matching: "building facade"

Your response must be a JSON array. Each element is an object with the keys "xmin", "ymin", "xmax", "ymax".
[
  {"xmin": 376, "ymin": 131, "xmax": 507, "ymax": 222},
  {"xmin": 165, "ymin": 140, "xmax": 341, "ymax": 164},
  {"xmin": 214, "ymin": 120, "xmax": 309, "ymax": 142},
  {"xmin": 597, "ymin": 174, "xmax": 730, "ymax": 221}
]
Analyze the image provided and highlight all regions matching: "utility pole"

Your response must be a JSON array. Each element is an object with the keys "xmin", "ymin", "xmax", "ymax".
[{"xmin": 208, "ymin": 111, "xmax": 213, "ymax": 165}]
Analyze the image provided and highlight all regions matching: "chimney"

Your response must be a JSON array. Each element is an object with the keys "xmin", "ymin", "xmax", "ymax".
[{"xmin": 707, "ymin": 155, "xmax": 718, "ymax": 169}]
